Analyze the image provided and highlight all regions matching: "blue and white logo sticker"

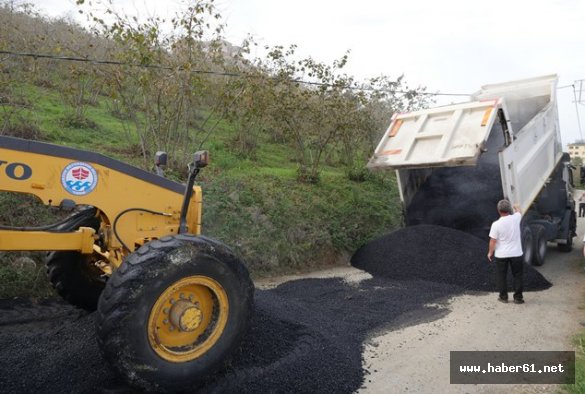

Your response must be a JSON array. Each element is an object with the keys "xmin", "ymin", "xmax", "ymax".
[{"xmin": 61, "ymin": 162, "xmax": 98, "ymax": 196}]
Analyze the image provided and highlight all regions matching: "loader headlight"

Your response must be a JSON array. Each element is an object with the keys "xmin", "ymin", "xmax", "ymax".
[{"xmin": 193, "ymin": 151, "xmax": 210, "ymax": 168}]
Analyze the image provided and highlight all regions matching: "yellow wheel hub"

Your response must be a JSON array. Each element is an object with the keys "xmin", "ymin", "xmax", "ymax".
[
  {"xmin": 169, "ymin": 300, "xmax": 203, "ymax": 332},
  {"xmin": 147, "ymin": 276, "xmax": 229, "ymax": 363}
]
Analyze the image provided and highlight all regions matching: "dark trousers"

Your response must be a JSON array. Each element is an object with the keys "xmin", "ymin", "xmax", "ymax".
[
  {"xmin": 579, "ymin": 203, "xmax": 585, "ymax": 217},
  {"xmin": 495, "ymin": 256, "xmax": 523, "ymax": 301}
]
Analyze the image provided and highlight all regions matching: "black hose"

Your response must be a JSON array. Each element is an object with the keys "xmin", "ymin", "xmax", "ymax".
[
  {"xmin": 113, "ymin": 208, "xmax": 170, "ymax": 253},
  {"xmin": 178, "ymin": 168, "xmax": 199, "ymax": 234},
  {"xmin": 0, "ymin": 206, "xmax": 97, "ymax": 232}
]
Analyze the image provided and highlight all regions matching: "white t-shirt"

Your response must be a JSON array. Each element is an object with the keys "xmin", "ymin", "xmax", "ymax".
[{"xmin": 489, "ymin": 212, "xmax": 523, "ymax": 258}]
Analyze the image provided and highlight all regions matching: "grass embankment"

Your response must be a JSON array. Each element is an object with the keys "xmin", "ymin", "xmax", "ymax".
[
  {"xmin": 0, "ymin": 83, "xmax": 402, "ymax": 297},
  {"xmin": 568, "ymin": 341, "xmax": 585, "ymax": 393},
  {"xmin": 565, "ymin": 186, "xmax": 585, "ymax": 392},
  {"xmin": 567, "ymin": 255, "xmax": 585, "ymax": 393}
]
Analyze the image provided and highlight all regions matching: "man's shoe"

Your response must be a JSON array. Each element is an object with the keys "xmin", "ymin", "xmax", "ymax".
[
  {"xmin": 498, "ymin": 297, "xmax": 508, "ymax": 303},
  {"xmin": 513, "ymin": 299, "xmax": 524, "ymax": 304}
]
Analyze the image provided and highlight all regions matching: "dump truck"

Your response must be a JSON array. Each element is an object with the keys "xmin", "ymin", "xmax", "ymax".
[{"xmin": 368, "ymin": 74, "xmax": 576, "ymax": 266}]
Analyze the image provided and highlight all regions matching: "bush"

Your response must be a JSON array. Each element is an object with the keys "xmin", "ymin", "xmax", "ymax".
[
  {"xmin": 0, "ymin": 253, "xmax": 54, "ymax": 298},
  {"xmin": 0, "ymin": 192, "xmax": 60, "ymax": 226},
  {"xmin": 59, "ymin": 113, "xmax": 98, "ymax": 130},
  {"xmin": 346, "ymin": 165, "xmax": 371, "ymax": 182},
  {"xmin": 296, "ymin": 165, "xmax": 320, "ymax": 184},
  {"xmin": 0, "ymin": 193, "xmax": 61, "ymax": 297},
  {"xmin": 2, "ymin": 121, "xmax": 44, "ymax": 140}
]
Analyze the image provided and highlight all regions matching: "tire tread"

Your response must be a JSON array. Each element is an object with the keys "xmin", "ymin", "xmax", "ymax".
[{"xmin": 96, "ymin": 235, "xmax": 254, "ymax": 391}]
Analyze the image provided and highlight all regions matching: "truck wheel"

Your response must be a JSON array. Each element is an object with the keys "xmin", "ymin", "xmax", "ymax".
[
  {"xmin": 558, "ymin": 210, "xmax": 576, "ymax": 253},
  {"xmin": 521, "ymin": 226, "xmax": 534, "ymax": 266},
  {"xmin": 557, "ymin": 233, "xmax": 573, "ymax": 252},
  {"xmin": 46, "ymin": 208, "xmax": 104, "ymax": 311},
  {"xmin": 530, "ymin": 225, "xmax": 547, "ymax": 266},
  {"xmin": 96, "ymin": 234, "xmax": 254, "ymax": 391},
  {"xmin": 46, "ymin": 251, "xmax": 105, "ymax": 310}
]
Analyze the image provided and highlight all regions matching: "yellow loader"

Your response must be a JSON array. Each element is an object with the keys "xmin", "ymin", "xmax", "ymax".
[{"xmin": 0, "ymin": 135, "xmax": 254, "ymax": 391}]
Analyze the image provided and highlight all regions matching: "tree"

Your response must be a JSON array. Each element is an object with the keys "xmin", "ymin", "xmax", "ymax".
[
  {"xmin": 234, "ymin": 45, "xmax": 433, "ymax": 183},
  {"xmin": 78, "ymin": 0, "xmax": 226, "ymax": 169}
]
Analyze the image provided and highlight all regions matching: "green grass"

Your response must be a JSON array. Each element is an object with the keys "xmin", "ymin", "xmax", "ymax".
[
  {"xmin": 565, "ymin": 255, "xmax": 585, "ymax": 393},
  {"xmin": 0, "ymin": 193, "xmax": 64, "ymax": 298},
  {"xmin": 4, "ymin": 82, "xmax": 136, "ymax": 151},
  {"xmin": 568, "ymin": 325, "xmax": 585, "ymax": 392},
  {"xmin": 568, "ymin": 346, "xmax": 585, "ymax": 393},
  {"xmin": 201, "ymin": 170, "xmax": 401, "ymax": 277},
  {"xmin": 0, "ymin": 254, "xmax": 54, "ymax": 298},
  {"xmin": 568, "ymin": 296, "xmax": 585, "ymax": 389}
]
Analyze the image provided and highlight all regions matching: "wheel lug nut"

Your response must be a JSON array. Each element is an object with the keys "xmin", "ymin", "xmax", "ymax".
[
  {"xmin": 163, "ymin": 319, "xmax": 169, "ymax": 324},
  {"xmin": 180, "ymin": 293, "xmax": 185, "ymax": 299},
  {"xmin": 163, "ymin": 308, "xmax": 169, "ymax": 314}
]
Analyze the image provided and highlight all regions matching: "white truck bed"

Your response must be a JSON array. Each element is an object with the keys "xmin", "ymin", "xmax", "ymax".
[
  {"xmin": 368, "ymin": 99, "xmax": 501, "ymax": 169},
  {"xmin": 368, "ymin": 75, "xmax": 562, "ymax": 214}
]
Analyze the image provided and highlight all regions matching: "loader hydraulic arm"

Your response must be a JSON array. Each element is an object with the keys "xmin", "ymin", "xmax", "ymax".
[{"xmin": 0, "ymin": 227, "xmax": 96, "ymax": 253}]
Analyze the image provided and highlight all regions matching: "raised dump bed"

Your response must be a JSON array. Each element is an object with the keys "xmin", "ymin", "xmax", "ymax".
[{"xmin": 368, "ymin": 75, "xmax": 576, "ymax": 266}]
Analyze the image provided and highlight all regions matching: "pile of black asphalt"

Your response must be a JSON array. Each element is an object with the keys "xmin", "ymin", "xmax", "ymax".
[
  {"xmin": 351, "ymin": 224, "xmax": 552, "ymax": 292},
  {"xmin": 404, "ymin": 120, "xmax": 507, "ymax": 240},
  {"xmin": 404, "ymin": 163, "xmax": 503, "ymax": 239},
  {"xmin": 0, "ymin": 277, "xmax": 460, "ymax": 393}
]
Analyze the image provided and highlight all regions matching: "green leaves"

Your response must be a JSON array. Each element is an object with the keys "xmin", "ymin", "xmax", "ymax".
[{"xmin": 232, "ymin": 44, "xmax": 421, "ymax": 183}]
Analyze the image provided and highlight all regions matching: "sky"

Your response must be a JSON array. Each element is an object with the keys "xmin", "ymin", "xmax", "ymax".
[{"xmin": 28, "ymin": 0, "xmax": 585, "ymax": 146}]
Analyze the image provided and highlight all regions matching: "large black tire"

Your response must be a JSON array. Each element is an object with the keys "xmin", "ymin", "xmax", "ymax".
[
  {"xmin": 558, "ymin": 210, "xmax": 576, "ymax": 253},
  {"xmin": 46, "ymin": 251, "xmax": 105, "ymax": 311},
  {"xmin": 557, "ymin": 232, "xmax": 573, "ymax": 252},
  {"xmin": 530, "ymin": 225, "xmax": 547, "ymax": 266},
  {"xmin": 45, "ymin": 208, "xmax": 104, "ymax": 311},
  {"xmin": 96, "ymin": 234, "xmax": 254, "ymax": 392},
  {"xmin": 521, "ymin": 226, "xmax": 533, "ymax": 266}
]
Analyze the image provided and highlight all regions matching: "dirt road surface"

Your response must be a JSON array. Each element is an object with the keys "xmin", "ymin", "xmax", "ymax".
[
  {"xmin": 357, "ymin": 227, "xmax": 585, "ymax": 393},
  {"xmin": 257, "ymin": 241, "xmax": 585, "ymax": 394},
  {"xmin": 0, "ymin": 227, "xmax": 583, "ymax": 393}
]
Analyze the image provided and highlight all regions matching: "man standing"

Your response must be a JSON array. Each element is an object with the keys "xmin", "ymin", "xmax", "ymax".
[
  {"xmin": 487, "ymin": 199, "xmax": 524, "ymax": 304},
  {"xmin": 579, "ymin": 193, "xmax": 585, "ymax": 217}
]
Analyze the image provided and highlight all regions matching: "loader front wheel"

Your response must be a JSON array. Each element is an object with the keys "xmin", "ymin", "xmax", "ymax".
[
  {"xmin": 46, "ymin": 207, "xmax": 104, "ymax": 311},
  {"xmin": 46, "ymin": 251, "xmax": 105, "ymax": 311},
  {"xmin": 96, "ymin": 234, "xmax": 254, "ymax": 391}
]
